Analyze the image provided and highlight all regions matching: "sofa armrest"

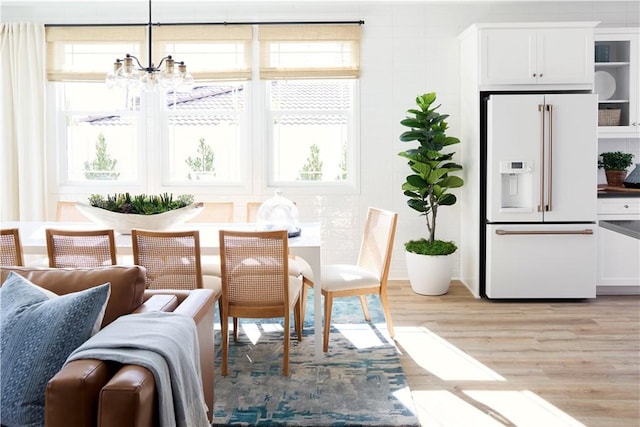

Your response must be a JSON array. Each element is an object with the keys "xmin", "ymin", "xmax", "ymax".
[
  {"xmin": 98, "ymin": 365, "xmax": 157, "ymax": 427},
  {"xmin": 174, "ymin": 288, "xmax": 216, "ymax": 422},
  {"xmin": 46, "ymin": 359, "xmax": 114, "ymax": 427},
  {"xmin": 133, "ymin": 294, "xmax": 179, "ymax": 314}
]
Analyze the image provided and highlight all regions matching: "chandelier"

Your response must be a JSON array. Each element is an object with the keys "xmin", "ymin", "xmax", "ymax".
[{"xmin": 105, "ymin": 0, "xmax": 193, "ymax": 91}]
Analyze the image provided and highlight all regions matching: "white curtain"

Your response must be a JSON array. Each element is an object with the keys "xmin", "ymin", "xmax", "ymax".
[{"xmin": 0, "ymin": 23, "xmax": 46, "ymax": 221}]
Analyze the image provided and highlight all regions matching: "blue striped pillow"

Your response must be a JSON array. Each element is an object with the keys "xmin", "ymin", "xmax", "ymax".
[{"xmin": 0, "ymin": 272, "xmax": 110, "ymax": 427}]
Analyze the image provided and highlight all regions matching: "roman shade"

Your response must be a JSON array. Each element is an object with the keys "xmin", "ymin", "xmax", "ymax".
[{"xmin": 259, "ymin": 24, "xmax": 361, "ymax": 79}]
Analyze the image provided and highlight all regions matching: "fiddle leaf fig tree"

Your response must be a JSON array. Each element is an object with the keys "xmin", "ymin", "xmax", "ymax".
[{"xmin": 398, "ymin": 92, "xmax": 464, "ymax": 255}]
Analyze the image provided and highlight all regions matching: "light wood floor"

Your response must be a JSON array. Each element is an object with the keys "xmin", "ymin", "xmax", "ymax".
[{"xmin": 386, "ymin": 280, "xmax": 640, "ymax": 427}]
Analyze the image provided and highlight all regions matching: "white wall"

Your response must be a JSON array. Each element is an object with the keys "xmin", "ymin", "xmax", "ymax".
[{"xmin": 2, "ymin": 1, "xmax": 638, "ymax": 281}]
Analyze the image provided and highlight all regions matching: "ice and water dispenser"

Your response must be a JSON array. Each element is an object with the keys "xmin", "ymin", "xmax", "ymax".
[{"xmin": 498, "ymin": 160, "xmax": 533, "ymax": 212}]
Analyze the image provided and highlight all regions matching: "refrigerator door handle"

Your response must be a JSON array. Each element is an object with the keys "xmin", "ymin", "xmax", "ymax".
[
  {"xmin": 538, "ymin": 104, "xmax": 545, "ymax": 213},
  {"xmin": 546, "ymin": 104, "xmax": 553, "ymax": 212},
  {"xmin": 495, "ymin": 229, "xmax": 594, "ymax": 236}
]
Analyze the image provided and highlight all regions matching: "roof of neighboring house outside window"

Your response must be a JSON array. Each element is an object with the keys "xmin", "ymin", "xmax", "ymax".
[{"xmin": 82, "ymin": 81, "xmax": 350, "ymax": 126}]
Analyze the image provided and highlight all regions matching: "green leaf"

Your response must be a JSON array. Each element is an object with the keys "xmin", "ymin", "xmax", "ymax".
[
  {"xmin": 407, "ymin": 174, "xmax": 428, "ymax": 188},
  {"xmin": 438, "ymin": 193, "xmax": 457, "ymax": 206},
  {"xmin": 440, "ymin": 175, "xmax": 464, "ymax": 188}
]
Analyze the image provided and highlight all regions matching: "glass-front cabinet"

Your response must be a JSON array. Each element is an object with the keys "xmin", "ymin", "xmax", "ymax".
[{"xmin": 595, "ymin": 28, "xmax": 639, "ymax": 138}]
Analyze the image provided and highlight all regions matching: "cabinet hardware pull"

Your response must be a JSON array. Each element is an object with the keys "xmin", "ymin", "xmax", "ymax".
[
  {"xmin": 538, "ymin": 104, "xmax": 545, "ymax": 212},
  {"xmin": 547, "ymin": 104, "xmax": 553, "ymax": 211},
  {"xmin": 496, "ymin": 229, "xmax": 594, "ymax": 236}
]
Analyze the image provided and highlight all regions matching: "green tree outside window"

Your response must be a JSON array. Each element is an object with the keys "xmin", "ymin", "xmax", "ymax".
[
  {"xmin": 298, "ymin": 143, "xmax": 323, "ymax": 181},
  {"xmin": 335, "ymin": 141, "xmax": 347, "ymax": 181},
  {"xmin": 186, "ymin": 137, "xmax": 216, "ymax": 180},
  {"xmin": 84, "ymin": 133, "xmax": 120, "ymax": 180}
]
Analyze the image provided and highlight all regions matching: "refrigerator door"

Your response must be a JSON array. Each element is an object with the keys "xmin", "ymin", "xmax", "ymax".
[
  {"xmin": 543, "ymin": 94, "xmax": 597, "ymax": 222},
  {"xmin": 486, "ymin": 223, "xmax": 597, "ymax": 298},
  {"xmin": 486, "ymin": 93, "xmax": 597, "ymax": 223},
  {"xmin": 487, "ymin": 94, "xmax": 544, "ymax": 222}
]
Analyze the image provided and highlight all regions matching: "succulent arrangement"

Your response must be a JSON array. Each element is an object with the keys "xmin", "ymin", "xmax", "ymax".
[{"xmin": 88, "ymin": 193, "xmax": 194, "ymax": 215}]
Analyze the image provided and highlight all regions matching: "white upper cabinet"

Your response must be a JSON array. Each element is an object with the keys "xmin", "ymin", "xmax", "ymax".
[
  {"xmin": 595, "ymin": 28, "xmax": 640, "ymax": 138},
  {"xmin": 470, "ymin": 22, "xmax": 597, "ymax": 90}
]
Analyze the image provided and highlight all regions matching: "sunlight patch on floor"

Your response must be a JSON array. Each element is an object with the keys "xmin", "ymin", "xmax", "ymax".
[
  {"xmin": 395, "ymin": 326, "xmax": 505, "ymax": 381},
  {"xmin": 392, "ymin": 386, "xmax": 417, "ymax": 413},
  {"xmin": 411, "ymin": 390, "xmax": 504, "ymax": 427},
  {"xmin": 334, "ymin": 323, "xmax": 387, "ymax": 349},
  {"xmin": 464, "ymin": 390, "xmax": 587, "ymax": 427}
]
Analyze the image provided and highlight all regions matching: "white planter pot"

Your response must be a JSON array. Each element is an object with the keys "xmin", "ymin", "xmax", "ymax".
[
  {"xmin": 75, "ymin": 202, "xmax": 204, "ymax": 235},
  {"xmin": 405, "ymin": 250, "xmax": 454, "ymax": 296}
]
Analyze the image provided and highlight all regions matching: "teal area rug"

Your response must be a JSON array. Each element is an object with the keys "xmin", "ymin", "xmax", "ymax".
[{"xmin": 212, "ymin": 291, "xmax": 419, "ymax": 426}]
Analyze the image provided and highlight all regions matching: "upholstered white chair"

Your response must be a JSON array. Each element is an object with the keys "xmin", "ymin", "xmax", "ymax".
[{"xmin": 304, "ymin": 207, "xmax": 398, "ymax": 352}]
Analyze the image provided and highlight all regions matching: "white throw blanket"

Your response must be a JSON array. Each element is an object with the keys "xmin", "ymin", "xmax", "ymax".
[{"xmin": 66, "ymin": 311, "xmax": 209, "ymax": 427}]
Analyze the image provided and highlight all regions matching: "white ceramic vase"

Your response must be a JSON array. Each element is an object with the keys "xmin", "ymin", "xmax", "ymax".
[
  {"xmin": 75, "ymin": 202, "xmax": 204, "ymax": 234},
  {"xmin": 405, "ymin": 250, "xmax": 454, "ymax": 296}
]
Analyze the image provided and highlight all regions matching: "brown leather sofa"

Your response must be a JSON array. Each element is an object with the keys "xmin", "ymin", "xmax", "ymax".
[{"xmin": 0, "ymin": 265, "xmax": 215, "ymax": 427}]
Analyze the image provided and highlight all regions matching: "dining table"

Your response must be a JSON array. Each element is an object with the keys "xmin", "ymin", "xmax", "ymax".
[{"xmin": 2, "ymin": 221, "xmax": 324, "ymax": 359}]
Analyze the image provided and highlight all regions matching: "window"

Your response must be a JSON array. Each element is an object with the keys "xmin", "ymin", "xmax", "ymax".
[
  {"xmin": 268, "ymin": 80, "xmax": 355, "ymax": 184},
  {"xmin": 165, "ymin": 84, "xmax": 246, "ymax": 184},
  {"xmin": 54, "ymin": 82, "xmax": 139, "ymax": 184},
  {"xmin": 260, "ymin": 24, "xmax": 360, "ymax": 186},
  {"xmin": 46, "ymin": 23, "xmax": 360, "ymax": 193}
]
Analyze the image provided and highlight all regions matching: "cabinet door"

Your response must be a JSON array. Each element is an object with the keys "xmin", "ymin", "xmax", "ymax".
[
  {"xmin": 596, "ymin": 30, "xmax": 640, "ymax": 138},
  {"xmin": 537, "ymin": 28, "xmax": 593, "ymax": 85},
  {"xmin": 597, "ymin": 226, "xmax": 640, "ymax": 290},
  {"xmin": 480, "ymin": 29, "xmax": 536, "ymax": 85}
]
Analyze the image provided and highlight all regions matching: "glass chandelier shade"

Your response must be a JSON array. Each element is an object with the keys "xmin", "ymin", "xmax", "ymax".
[{"xmin": 105, "ymin": 0, "xmax": 194, "ymax": 92}]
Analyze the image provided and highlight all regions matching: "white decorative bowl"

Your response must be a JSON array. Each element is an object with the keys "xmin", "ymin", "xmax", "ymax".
[{"xmin": 75, "ymin": 202, "xmax": 204, "ymax": 234}]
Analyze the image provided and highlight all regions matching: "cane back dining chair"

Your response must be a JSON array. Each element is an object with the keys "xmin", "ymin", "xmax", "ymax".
[
  {"xmin": 219, "ymin": 229, "xmax": 303, "ymax": 376},
  {"xmin": 302, "ymin": 207, "xmax": 398, "ymax": 352},
  {"xmin": 0, "ymin": 228, "xmax": 24, "ymax": 266},
  {"xmin": 45, "ymin": 228, "xmax": 117, "ymax": 268},
  {"xmin": 131, "ymin": 229, "xmax": 222, "ymax": 313}
]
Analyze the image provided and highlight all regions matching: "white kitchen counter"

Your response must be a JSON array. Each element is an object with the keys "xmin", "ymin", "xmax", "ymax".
[{"xmin": 599, "ymin": 220, "xmax": 640, "ymax": 240}]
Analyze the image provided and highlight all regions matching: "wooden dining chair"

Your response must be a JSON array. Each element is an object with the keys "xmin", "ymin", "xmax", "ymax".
[
  {"xmin": 56, "ymin": 201, "xmax": 91, "ymax": 222},
  {"xmin": 245, "ymin": 202, "xmax": 263, "ymax": 223},
  {"xmin": 131, "ymin": 229, "xmax": 222, "ymax": 315},
  {"xmin": 219, "ymin": 229, "xmax": 303, "ymax": 376},
  {"xmin": 307, "ymin": 207, "xmax": 398, "ymax": 352},
  {"xmin": 187, "ymin": 202, "xmax": 234, "ymax": 223},
  {"xmin": 45, "ymin": 228, "xmax": 117, "ymax": 268},
  {"xmin": 245, "ymin": 200, "xmax": 313, "ymax": 318},
  {"xmin": 0, "ymin": 228, "xmax": 24, "ymax": 266}
]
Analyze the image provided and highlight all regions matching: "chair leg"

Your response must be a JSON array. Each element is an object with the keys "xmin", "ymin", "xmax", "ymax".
[
  {"xmin": 283, "ymin": 310, "xmax": 290, "ymax": 376},
  {"xmin": 221, "ymin": 311, "xmax": 229, "ymax": 377},
  {"xmin": 359, "ymin": 295, "xmax": 371, "ymax": 321},
  {"xmin": 217, "ymin": 299, "xmax": 223, "ymax": 324},
  {"xmin": 294, "ymin": 297, "xmax": 302, "ymax": 342},
  {"xmin": 300, "ymin": 278, "xmax": 313, "ymax": 322},
  {"xmin": 323, "ymin": 292, "xmax": 333, "ymax": 352},
  {"xmin": 379, "ymin": 290, "xmax": 395, "ymax": 338},
  {"xmin": 233, "ymin": 317, "xmax": 239, "ymax": 342}
]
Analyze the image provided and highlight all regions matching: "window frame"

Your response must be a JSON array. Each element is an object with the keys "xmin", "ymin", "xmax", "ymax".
[
  {"xmin": 264, "ymin": 79, "xmax": 360, "ymax": 193},
  {"xmin": 46, "ymin": 23, "xmax": 361, "ymax": 199}
]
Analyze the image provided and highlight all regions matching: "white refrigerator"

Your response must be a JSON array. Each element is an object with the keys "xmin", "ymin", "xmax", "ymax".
[{"xmin": 484, "ymin": 93, "xmax": 597, "ymax": 299}]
